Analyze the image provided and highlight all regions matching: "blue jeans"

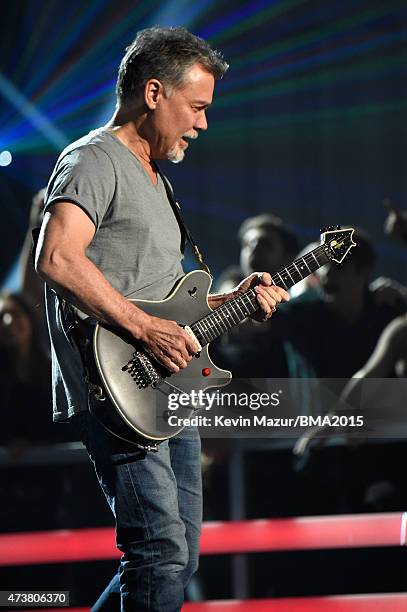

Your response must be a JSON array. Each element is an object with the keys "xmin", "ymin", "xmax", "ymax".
[{"xmin": 73, "ymin": 403, "xmax": 202, "ymax": 612}]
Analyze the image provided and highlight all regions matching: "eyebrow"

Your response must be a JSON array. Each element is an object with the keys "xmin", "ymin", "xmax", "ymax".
[{"xmin": 192, "ymin": 101, "xmax": 212, "ymax": 108}]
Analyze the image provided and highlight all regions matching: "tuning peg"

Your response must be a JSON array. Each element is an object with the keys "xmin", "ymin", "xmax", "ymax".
[
  {"xmin": 336, "ymin": 225, "xmax": 341, "ymax": 230},
  {"xmin": 320, "ymin": 227, "xmax": 327, "ymax": 233}
]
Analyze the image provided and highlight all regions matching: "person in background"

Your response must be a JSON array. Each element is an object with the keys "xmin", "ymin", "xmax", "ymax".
[
  {"xmin": 0, "ymin": 292, "xmax": 54, "ymax": 446},
  {"xmin": 214, "ymin": 213, "xmax": 301, "ymax": 377},
  {"xmin": 19, "ymin": 187, "xmax": 49, "ymax": 354},
  {"xmin": 217, "ymin": 213, "xmax": 301, "ymax": 294},
  {"xmin": 294, "ymin": 211, "xmax": 407, "ymax": 456},
  {"xmin": 263, "ymin": 229, "xmax": 405, "ymax": 382},
  {"xmin": 384, "ymin": 199, "xmax": 407, "ymax": 246}
]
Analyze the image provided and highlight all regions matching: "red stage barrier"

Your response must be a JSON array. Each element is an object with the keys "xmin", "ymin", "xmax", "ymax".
[
  {"xmin": 0, "ymin": 513, "xmax": 405, "ymax": 566},
  {"xmin": 183, "ymin": 595, "xmax": 407, "ymax": 611},
  {"xmin": 35, "ymin": 594, "xmax": 407, "ymax": 612},
  {"xmin": 201, "ymin": 513, "xmax": 407, "ymax": 554}
]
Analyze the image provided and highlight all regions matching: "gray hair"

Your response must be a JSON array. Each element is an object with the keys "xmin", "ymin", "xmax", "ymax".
[{"xmin": 116, "ymin": 26, "xmax": 228, "ymax": 104}]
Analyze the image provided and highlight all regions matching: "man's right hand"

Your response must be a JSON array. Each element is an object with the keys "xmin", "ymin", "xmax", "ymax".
[{"xmin": 138, "ymin": 315, "xmax": 200, "ymax": 373}]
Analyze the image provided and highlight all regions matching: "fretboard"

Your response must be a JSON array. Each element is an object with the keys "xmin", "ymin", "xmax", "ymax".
[{"xmin": 191, "ymin": 244, "xmax": 329, "ymax": 346}]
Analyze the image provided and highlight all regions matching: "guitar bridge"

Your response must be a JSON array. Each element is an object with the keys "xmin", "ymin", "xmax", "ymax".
[{"xmin": 123, "ymin": 350, "xmax": 161, "ymax": 389}]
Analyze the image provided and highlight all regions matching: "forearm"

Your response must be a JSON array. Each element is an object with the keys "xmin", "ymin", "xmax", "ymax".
[
  {"xmin": 208, "ymin": 292, "xmax": 236, "ymax": 309},
  {"xmin": 36, "ymin": 250, "xmax": 149, "ymax": 340}
]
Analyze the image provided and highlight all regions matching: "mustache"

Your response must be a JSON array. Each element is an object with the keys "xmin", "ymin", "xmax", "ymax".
[{"xmin": 182, "ymin": 131, "xmax": 198, "ymax": 140}]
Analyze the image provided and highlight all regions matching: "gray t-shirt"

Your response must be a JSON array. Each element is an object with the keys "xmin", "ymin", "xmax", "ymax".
[{"xmin": 44, "ymin": 128, "xmax": 185, "ymax": 421}]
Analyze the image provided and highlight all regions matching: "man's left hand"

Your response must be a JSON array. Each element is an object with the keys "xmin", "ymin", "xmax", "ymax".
[{"xmin": 235, "ymin": 272, "xmax": 290, "ymax": 322}]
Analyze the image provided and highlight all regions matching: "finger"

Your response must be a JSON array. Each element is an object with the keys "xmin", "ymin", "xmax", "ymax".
[
  {"xmin": 256, "ymin": 283, "xmax": 280, "ymax": 296},
  {"xmin": 172, "ymin": 354, "xmax": 188, "ymax": 368},
  {"xmin": 178, "ymin": 342, "xmax": 192, "ymax": 362},
  {"xmin": 172, "ymin": 332, "xmax": 195, "ymax": 361},
  {"xmin": 157, "ymin": 353, "xmax": 180, "ymax": 374},
  {"xmin": 153, "ymin": 344, "xmax": 185, "ymax": 372},
  {"xmin": 256, "ymin": 293, "xmax": 274, "ymax": 318},
  {"xmin": 184, "ymin": 334, "xmax": 201, "ymax": 355},
  {"xmin": 265, "ymin": 285, "xmax": 290, "ymax": 301},
  {"xmin": 167, "ymin": 348, "xmax": 189, "ymax": 369},
  {"xmin": 268, "ymin": 288, "xmax": 283, "ymax": 303},
  {"xmin": 255, "ymin": 285, "xmax": 280, "ymax": 307},
  {"xmin": 258, "ymin": 271, "xmax": 272, "ymax": 286},
  {"xmin": 276, "ymin": 286, "xmax": 290, "ymax": 301}
]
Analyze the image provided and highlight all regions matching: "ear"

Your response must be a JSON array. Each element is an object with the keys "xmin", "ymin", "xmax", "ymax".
[{"xmin": 144, "ymin": 79, "xmax": 164, "ymax": 110}]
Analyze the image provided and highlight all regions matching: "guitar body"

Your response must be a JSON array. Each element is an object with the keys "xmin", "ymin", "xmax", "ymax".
[
  {"xmin": 92, "ymin": 270, "xmax": 232, "ymax": 444},
  {"xmin": 90, "ymin": 228, "xmax": 356, "ymax": 446}
]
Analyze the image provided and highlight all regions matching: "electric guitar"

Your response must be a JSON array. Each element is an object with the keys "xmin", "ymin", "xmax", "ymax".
[{"xmin": 90, "ymin": 227, "xmax": 356, "ymax": 447}]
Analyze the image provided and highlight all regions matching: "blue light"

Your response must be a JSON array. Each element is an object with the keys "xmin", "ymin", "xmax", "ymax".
[{"xmin": 0, "ymin": 150, "xmax": 12, "ymax": 166}]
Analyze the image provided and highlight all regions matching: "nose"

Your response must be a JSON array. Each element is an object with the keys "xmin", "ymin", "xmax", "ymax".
[{"xmin": 195, "ymin": 109, "xmax": 208, "ymax": 131}]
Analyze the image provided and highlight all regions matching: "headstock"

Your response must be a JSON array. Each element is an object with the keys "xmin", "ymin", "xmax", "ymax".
[{"xmin": 320, "ymin": 226, "xmax": 357, "ymax": 265}]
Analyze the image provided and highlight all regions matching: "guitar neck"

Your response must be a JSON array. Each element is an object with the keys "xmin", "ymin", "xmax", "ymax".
[{"xmin": 191, "ymin": 244, "xmax": 329, "ymax": 346}]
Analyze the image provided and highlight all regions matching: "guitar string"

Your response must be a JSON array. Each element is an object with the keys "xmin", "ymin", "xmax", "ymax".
[{"xmin": 191, "ymin": 245, "xmax": 332, "ymax": 344}]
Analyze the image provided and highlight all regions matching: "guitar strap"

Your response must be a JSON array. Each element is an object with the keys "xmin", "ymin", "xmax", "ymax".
[{"xmin": 155, "ymin": 163, "xmax": 212, "ymax": 276}]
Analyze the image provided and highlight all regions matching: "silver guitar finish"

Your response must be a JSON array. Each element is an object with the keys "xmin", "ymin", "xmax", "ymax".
[
  {"xmin": 91, "ymin": 228, "xmax": 357, "ymax": 444},
  {"xmin": 93, "ymin": 271, "xmax": 231, "ymax": 443}
]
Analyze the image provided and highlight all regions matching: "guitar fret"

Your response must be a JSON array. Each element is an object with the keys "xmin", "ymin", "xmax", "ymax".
[
  {"xmin": 196, "ymin": 321, "xmax": 210, "ymax": 344},
  {"xmin": 227, "ymin": 302, "xmax": 241, "ymax": 325},
  {"xmin": 198, "ymin": 319, "xmax": 213, "ymax": 343},
  {"xmin": 310, "ymin": 251, "xmax": 319, "ymax": 267},
  {"xmin": 292, "ymin": 261, "xmax": 304, "ymax": 279},
  {"xmin": 284, "ymin": 267, "xmax": 295, "ymax": 286},
  {"xmin": 302, "ymin": 257, "xmax": 312, "ymax": 274},
  {"xmin": 232, "ymin": 300, "xmax": 245, "ymax": 318},
  {"xmin": 214, "ymin": 313, "xmax": 228, "ymax": 333},
  {"xmin": 248, "ymin": 295, "xmax": 258, "ymax": 314},
  {"xmin": 223, "ymin": 310, "xmax": 234, "ymax": 330},
  {"xmin": 237, "ymin": 295, "xmax": 251, "ymax": 317},
  {"xmin": 219, "ymin": 304, "xmax": 234, "ymax": 328},
  {"xmin": 242, "ymin": 293, "xmax": 255, "ymax": 315},
  {"xmin": 275, "ymin": 272, "xmax": 288, "ymax": 290},
  {"xmin": 315, "ymin": 249, "xmax": 326, "ymax": 266},
  {"xmin": 218, "ymin": 305, "xmax": 235, "ymax": 329},
  {"xmin": 209, "ymin": 314, "xmax": 223, "ymax": 337},
  {"xmin": 193, "ymin": 322, "xmax": 205, "ymax": 344},
  {"xmin": 204, "ymin": 322, "xmax": 214, "ymax": 338},
  {"xmin": 192, "ymin": 323, "xmax": 202, "ymax": 343}
]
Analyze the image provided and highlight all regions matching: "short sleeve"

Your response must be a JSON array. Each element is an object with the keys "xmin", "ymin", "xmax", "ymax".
[{"xmin": 45, "ymin": 145, "xmax": 116, "ymax": 228}]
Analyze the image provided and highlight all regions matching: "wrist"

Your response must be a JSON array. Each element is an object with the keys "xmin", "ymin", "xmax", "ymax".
[
  {"xmin": 208, "ymin": 292, "xmax": 237, "ymax": 308},
  {"xmin": 127, "ymin": 307, "xmax": 152, "ymax": 341}
]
